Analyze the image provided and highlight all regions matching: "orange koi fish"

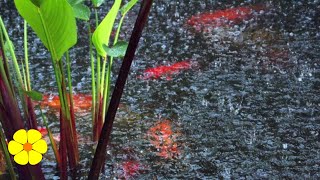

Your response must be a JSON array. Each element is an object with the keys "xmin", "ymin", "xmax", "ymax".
[
  {"xmin": 139, "ymin": 60, "xmax": 195, "ymax": 80},
  {"xmin": 120, "ymin": 160, "xmax": 144, "ymax": 179},
  {"xmin": 40, "ymin": 93, "xmax": 92, "ymax": 112},
  {"xmin": 37, "ymin": 127, "xmax": 48, "ymax": 136},
  {"xmin": 147, "ymin": 120, "xmax": 179, "ymax": 159},
  {"xmin": 187, "ymin": 5, "xmax": 265, "ymax": 32}
]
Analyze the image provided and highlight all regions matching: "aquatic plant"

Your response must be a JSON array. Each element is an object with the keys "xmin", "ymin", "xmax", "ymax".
[
  {"xmin": 0, "ymin": 0, "xmax": 152, "ymax": 178},
  {"xmin": 89, "ymin": 0, "xmax": 153, "ymax": 178},
  {"xmin": 91, "ymin": 0, "xmax": 138, "ymax": 141},
  {"xmin": 0, "ymin": 16, "xmax": 45, "ymax": 179}
]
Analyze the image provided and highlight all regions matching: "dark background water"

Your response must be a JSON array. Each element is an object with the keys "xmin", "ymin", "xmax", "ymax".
[{"xmin": 1, "ymin": 0, "xmax": 320, "ymax": 179}]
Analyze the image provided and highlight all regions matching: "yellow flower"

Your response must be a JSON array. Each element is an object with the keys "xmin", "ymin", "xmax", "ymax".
[{"xmin": 8, "ymin": 129, "xmax": 47, "ymax": 165}]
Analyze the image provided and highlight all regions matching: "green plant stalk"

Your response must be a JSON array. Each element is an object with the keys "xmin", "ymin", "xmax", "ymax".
[
  {"xmin": 39, "ymin": 107, "xmax": 61, "ymax": 167},
  {"xmin": 38, "ymin": 11, "xmax": 79, "ymax": 169},
  {"xmin": 100, "ymin": 57, "xmax": 107, "ymax": 96},
  {"xmin": 93, "ymin": 8, "xmax": 101, "ymax": 141},
  {"xmin": 21, "ymin": 60, "xmax": 27, "ymax": 90},
  {"xmin": 0, "ymin": 128, "xmax": 16, "ymax": 180},
  {"xmin": 58, "ymin": 59, "xmax": 79, "ymax": 167},
  {"xmin": 89, "ymin": 22, "xmax": 96, "ymax": 129},
  {"xmin": 0, "ymin": 17, "xmax": 24, "ymax": 90},
  {"xmin": 0, "ymin": 27, "xmax": 14, "ymax": 95},
  {"xmin": 66, "ymin": 51, "xmax": 78, "ymax": 152},
  {"xmin": 0, "ymin": 17, "xmax": 30, "ymax": 125},
  {"xmin": 88, "ymin": 0, "xmax": 153, "ymax": 177},
  {"xmin": 102, "ymin": 13, "xmax": 126, "ymax": 120},
  {"xmin": 24, "ymin": 20, "xmax": 31, "ymax": 91},
  {"xmin": 0, "ymin": 30, "xmax": 45, "ymax": 179}
]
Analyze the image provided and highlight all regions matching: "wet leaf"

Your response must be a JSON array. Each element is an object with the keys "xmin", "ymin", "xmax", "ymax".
[
  {"xmin": 67, "ymin": 0, "xmax": 90, "ymax": 21},
  {"xmin": 23, "ymin": 90, "xmax": 43, "ymax": 101},
  {"xmin": 14, "ymin": 0, "xmax": 77, "ymax": 61},
  {"xmin": 103, "ymin": 41, "xmax": 128, "ymax": 58},
  {"xmin": 120, "ymin": 0, "xmax": 138, "ymax": 16},
  {"xmin": 92, "ymin": 0, "xmax": 104, "ymax": 7},
  {"xmin": 92, "ymin": 0, "xmax": 121, "ymax": 57}
]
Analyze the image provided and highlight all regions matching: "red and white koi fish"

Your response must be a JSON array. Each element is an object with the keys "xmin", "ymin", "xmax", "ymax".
[
  {"xmin": 187, "ymin": 5, "xmax": 266, "ymax": 32},
  {"xmin": 139, "ymin": 60, "xmax": 196, "ymax": 80},
  {"xmin": 147, "ymin": 120, "xmax": 180, "ymax": 159}
]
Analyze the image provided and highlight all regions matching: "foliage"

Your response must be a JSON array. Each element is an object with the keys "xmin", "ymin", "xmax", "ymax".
[
  {"xmin": 92, "ymin": 0, "xmax": 121, "ymax": 57},
  {"xmin": 103, "ymin": 41, "xmax": 128, "ymax": 58},
  {"xmin": 14, "ymin": 0, "xmax": 77, "ymax": 60}
]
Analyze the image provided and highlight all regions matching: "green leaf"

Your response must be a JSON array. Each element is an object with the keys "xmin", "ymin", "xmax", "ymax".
[
  {"xmin": 92, "ymin": 0, "xmax": 121, "ymax": 57},
  {"xmin": 4, "ymin": 40, "xmax": 14, "ymax": 59},
  {"xmin": 120, "ymin": 0, "xmax": 138, "ymax": 16},
  {"xmin": 30, "ymin": 0, "xmax": 43, "ymax": 7},
  {"xmin": 73, "ymin": 4, "xmax": 90, "ymax": 21},
  {"xmin": 92, "ymin": 0, "xmax": 104, "ymax": 7},
  {"xmin": 14, "ymin": 0, "xmax": 77, "ymax": 61},
  {"xmin": 23, "ymin": 90, "xmax": 43, "ymax": 101},
  {"xmin": 68, "ymin": 0, "xmax": 84, "ymax": 5},
  {"xmin": 67, "ymin": 0, "xmax": 90, "ymax": 21},
  {"xmin": 103, "ymin": 41, "xmax": 128, "ymax": 58}
]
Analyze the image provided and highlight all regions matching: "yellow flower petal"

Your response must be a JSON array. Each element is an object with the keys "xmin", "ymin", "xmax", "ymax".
[
  {"xmin": 8, "ymin": 140, "xmax": 23, "ymax": 155},
  {"xmin": 27, "ymin": 129, "xmax": 41, "ymax": 144},
  {"xmin": 32, "ymin": 139, "xmax": 47, "ymax": 154},
  {"xmin": 14, "ymin": 150, "xmax": 28, "ymax": 165},
  {"xmin": 29, "ymin": 150, "xmax": 42, "ymax": 165},
  {"xmin": 13, "ymin": 129, "xmax": 27, "ymax": 144}
]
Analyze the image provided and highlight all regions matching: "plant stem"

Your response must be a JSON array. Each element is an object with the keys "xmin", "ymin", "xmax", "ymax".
[
  {"xmin": 0, "ymin": 128, "xmax": 16, "ymax": 180},
  {"xmin": 102, "ymin": 13, "xmax": 126, "ymax": 120},
  {"xmin": 89, "ymin": 22, "xmax": 96, "ymax": 130},
  {"xmin": 39, "ymin": 107, "xmax": 61, "ymax": 167},
  {"xmin": 24, "ymin": 20, "xmax": 31, "ymax": 91},
  {"xmin": 88, "ymin": 0, "xmax": 153, "ymax": 178}
]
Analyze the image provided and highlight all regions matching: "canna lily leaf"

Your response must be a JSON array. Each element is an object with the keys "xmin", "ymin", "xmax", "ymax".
[
  {"xmin": 103, "ymin": 41, "xmax": 128, "ymax": 58},
  {"xmin": 120, "ymin": 0, "xmax": 138, "ymax": 16},
  {"xmin": 92, "ymin": 0, "xmax": 121, "ymax": 57},
  {"xmin": 14, "ymin": 0, "xmax": 77, "ymax": 61},
  {"xmin": 23, "ymin": 90, "xmax": 43, "ymax": 101},
  {"xmin": 92, "ymin": 0, "xmax": 104, "ymax": 8},
  {"xmin": 30, "ymin": 0, "xmax": 43, "ymax": 7},
  {"xmin": 67, "ymin": 0, "xmax": 90, "ymax": 21}
]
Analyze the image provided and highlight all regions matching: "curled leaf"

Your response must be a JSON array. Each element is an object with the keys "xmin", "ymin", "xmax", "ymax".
[{"xmin": 103, "ymin": 41, "xmax": 128, "ymax": 58}]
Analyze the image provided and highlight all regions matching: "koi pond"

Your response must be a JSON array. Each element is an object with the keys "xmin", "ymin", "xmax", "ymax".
[{"xmin": 1, "ymin": 0, "xmax": 320, "ymax": 179}]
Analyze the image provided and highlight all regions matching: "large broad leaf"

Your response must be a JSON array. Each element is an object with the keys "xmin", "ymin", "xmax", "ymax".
[
  {"xmin": 92, "ymin": 0, "xmax": 104, "ymax": 7},
  {"xmin": 103, "ymin": 41, "xmax": 128, "ymax": 58},
  {"xmin": 120, "ymin": 0, "xmax": 138, "ymax": 16},
  {"xmin": 14, "ymin": 0, "xmax": 77, "ymax": 61},
  {"xmin": 68, "ymin": 0, "xmax": 90, "ymax": 21},
  {"xmin": 92, "ymin": 0, "xmax": 121, "ymax": 57}
]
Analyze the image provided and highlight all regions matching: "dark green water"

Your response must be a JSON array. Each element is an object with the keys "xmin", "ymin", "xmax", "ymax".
[{"xmin": 1, "ymin": 0, "xmax": 320, "ymax": 179}]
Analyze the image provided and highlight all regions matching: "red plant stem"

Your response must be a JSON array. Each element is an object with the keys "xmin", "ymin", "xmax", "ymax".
[
  {"xmin": 59, "ymin": 109, "xmax": 67, "ymax": 180},
  {"xmin": 88, "ymin": 0, "xmax": 153, "ymax": 179},
  {"xmin": 26, "ymin": 96, "xmax": 38, "ymax": 129},
  {"xmin": 0, "ymin": 77, "xmax": 45, "ymax": 180},
  {"xmin": 58, "ymin": 62, "xmax": 79, "ymax": 169}
]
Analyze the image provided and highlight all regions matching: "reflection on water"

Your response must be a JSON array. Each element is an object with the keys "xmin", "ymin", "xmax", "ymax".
[{"xmin": 1, "ymin": 0, "xmax": 320, "ymax": 179}]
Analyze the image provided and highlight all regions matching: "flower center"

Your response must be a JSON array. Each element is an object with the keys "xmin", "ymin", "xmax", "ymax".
[{"xmin": 23, "ymin": 143, "xmax": 33, "ymax": 152}]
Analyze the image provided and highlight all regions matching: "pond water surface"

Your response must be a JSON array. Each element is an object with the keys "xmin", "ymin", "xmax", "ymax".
[{"xmin": 1, "ymin": 0, "xmax": 320, "ymax": 179}]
